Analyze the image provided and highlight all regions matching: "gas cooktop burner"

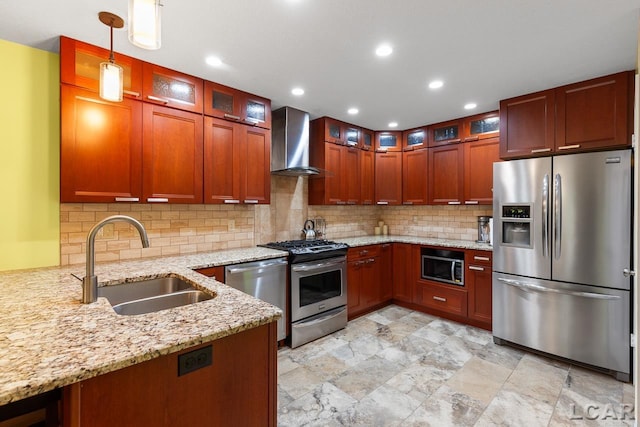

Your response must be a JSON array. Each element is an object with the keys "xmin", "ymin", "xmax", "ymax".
[{"xmin": 260, "ymin": 239, "xmax": 349, "ymax": 261}]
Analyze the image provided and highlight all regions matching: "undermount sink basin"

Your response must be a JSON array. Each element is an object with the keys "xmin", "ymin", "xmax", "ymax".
[{"xmin": 97, "ymin": 276, "xmax": 214, "ymax": 316}]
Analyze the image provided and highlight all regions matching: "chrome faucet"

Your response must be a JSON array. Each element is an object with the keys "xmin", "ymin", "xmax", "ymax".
[{"xmin": 83, "ymin": 215, "xmax": 150, "ymax": 303}]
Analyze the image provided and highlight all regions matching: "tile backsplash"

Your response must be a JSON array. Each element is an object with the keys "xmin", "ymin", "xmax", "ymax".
[{"xmin": 60, "ymin": 177, "xmax": 492, "ymax": 265}]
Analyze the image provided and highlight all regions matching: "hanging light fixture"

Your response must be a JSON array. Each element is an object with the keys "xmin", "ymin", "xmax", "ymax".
[
  {"xmin": 98, "ymin": 12, "xmax": 124, "ymax": 102},
  {"xmin": 128, "ymin": 0, "xmax": 162, "ymax": 50}
]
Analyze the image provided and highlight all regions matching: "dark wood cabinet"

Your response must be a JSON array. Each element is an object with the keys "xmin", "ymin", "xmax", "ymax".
[
  {"xmin": 428, "ymin": 144, "xmax": 464, "ymax": 205},
  {"xmin": 465, "ymin": 250, "xmax": 493, "ymax": 330},
  {"xmin": 402, "ymin": 148, "xmax": 428, "ymax": 205},
  {"xmin": 428, "ymin": 119, "xmax": 462, "ymax": 147},
  {"xmin": 391, "ymin": 243, "xmax": 414, "ymax": 303},
  {"xmin": 555, "ymin": 71, "xmax": 633, "ymax": 152},
  {"xmin": 379, "ymin": 243, "xmax": 393, "ymax": 302},
  {"xmin": 360, "ymin": 149, "xmax": 375, "ymax": 205},
  {"xmin": 414, "ymin": 279, "xmax": 468, "ymax": 317},
  {"xmin": 360, "ymin": 128, "xmax": 375, "ymax": 151},
  {"xmin": 375, "ymin": 131, "xmax": 402, "ymax": 152},
  {"xmin": 347, "ymin": 245, "xmax": 392, "ymax": 319},
  {"xmin": 60, "ymin": 36, "xmax": 143, "ymax": 100},
  {"xmin": 142, "ymin": 104, "xmax": 203, "ymax": 204},
  {"xmin": 203, "ymin": 82, "xmax": 272, "ymax": 130},
  {"xmin": 60, "ymin": 85, "xmax": 143, "ymax": 203},
  {"xmin": 203, "ymin": 117, "xmax": 270, "ymax": 205},
  {"xmin": 403, "ymin": 127, "xmax": 428, "ymax": 150},
  {"xmin": 499, "ymin": 89, "xmax": 555, "ymax": 159},
  {"xmin": 463, "ymin": 137, "xmax": 500, "ymax": 205},
  {"xmin": 194, "ymin": 266, "xmax": 226, "ymax": 282},
  {"xmin": 462, "ymin": 111, "xmax": 500, "ymax": 142},
  {"xmin": 375, "ymin": 151, "xmax": 402, "ymax": 205},
  {"xmin": 142, "ymin": 63, "xmax": 203, "ymax": 113},
  {"xmin": 344, "ymin": 125, "xmax": 361, "ymax": 147},
  {"xmin": 309, "ymin": 141, "xmax": 360, "ymax": 205},
  {"xmin": 62, "ymin": 323, "xmax": 277, "ymax": 427},
  {"xmin": 322, "ymin": 117, "xmax": 346, "ymax": 145}
]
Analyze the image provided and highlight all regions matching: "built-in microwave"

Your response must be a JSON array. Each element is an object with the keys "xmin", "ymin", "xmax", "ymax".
[{"xmin": 421, "ymin": 248, "xmax": 464, "ymax": 286}]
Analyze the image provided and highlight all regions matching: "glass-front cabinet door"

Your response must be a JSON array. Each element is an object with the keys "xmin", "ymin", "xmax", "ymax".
[
  {"xmin": 403, "ymin": 127, "xmax": 427, "ymax": 150},
  {"xmin": 243, "ymin": 93, "xmax": 271, "ymax": 129},
  {"xmin": 361, "ymin": 129, "xmax": 374, "ymax": 151},
  {"xmin": 463, "ymin": 111, "xmax": 499, "ymax": 141},
  {"xmin": 375, "ymin": 131, "xmax": 402, "ymax": 152},
  {"xmin": 204, "ymin": 81, "xmax": 242, "ymax": 120},
  {"xmin": 142, "ymin": 63, "xmax": 203, "ymax": 113},
  {"xmin": 345, "ymin": 126, "xmax": 360, "ymax": 147},
  {"xmin": 429, "ymin": 120, "xmax": 461, "ymax": 147},
  {"xmin": 323, "ymin": 118, "xmax": 345, "ymax": 144}
]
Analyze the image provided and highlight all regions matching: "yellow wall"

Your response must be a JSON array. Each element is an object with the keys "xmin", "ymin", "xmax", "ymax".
[{"xmin": 0, "ymin": 39, "xmax": 59, "ymax": 270}]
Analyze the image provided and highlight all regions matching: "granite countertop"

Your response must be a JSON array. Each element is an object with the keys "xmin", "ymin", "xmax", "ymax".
[
  {"xmin": 336, "ymin": 235, "xmax": 493, "ymax": 252},
  {"xmin": 0, "ymin": 246, "xmax": 287, "ymax": 406}
]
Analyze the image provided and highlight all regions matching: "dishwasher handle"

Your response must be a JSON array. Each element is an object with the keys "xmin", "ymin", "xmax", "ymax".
[{"xmin": 225, "ymin": 258, "xmax": 288, "ymax": 274}]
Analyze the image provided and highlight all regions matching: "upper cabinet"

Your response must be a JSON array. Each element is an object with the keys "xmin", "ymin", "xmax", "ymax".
[
  {"xmin": 462, "ymin": 111, "xmax": 500, "ymax": 142},
  {"xmin": 428, "ymin": 119, "xmax": 461, "ymax": 147},
  {"xmin": 403, "ymin": 127, "xmax": 428, "ymax": 151},
  {"xmin": 375, "ymin": 131, "xmax": 402, "ymax": 152},
  {"xmin": 204, "ymin": 81, "xmax": 271, "ymax": 129},
  {"xmin": 361, "ymin": 128, "xmax": 375, "ymax": 151},
  {"xmin": 322, "ymin": 117, "xmax": 346, "ymax": 145},
  {"xmin": 500, "ymin": 71, "xmax": 633, "ymax": 159},
  {"xmin": 375, "ymin": 151, "xmax": 402, "ymax": 205},
  {"xmin": 60, "ymin": 36, "xmax": 143, "ymax": 100},
  {"xmin": 142, "ymin": 63, "xmax": 203, "ymax": 113},
  {"xmin": 345, "ymin": 125, "xmax": 361, "ymax": 147}
]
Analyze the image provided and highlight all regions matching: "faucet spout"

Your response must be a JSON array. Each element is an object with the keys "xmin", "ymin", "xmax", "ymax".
[{"xmin": 83, "ymin": 215, "xmax": 150, "ymax": 303}]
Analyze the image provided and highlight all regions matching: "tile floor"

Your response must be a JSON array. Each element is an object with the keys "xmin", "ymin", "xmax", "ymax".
[{"xmin": 277, "ymin": 305, "xmax": 635, "ymax": 426}]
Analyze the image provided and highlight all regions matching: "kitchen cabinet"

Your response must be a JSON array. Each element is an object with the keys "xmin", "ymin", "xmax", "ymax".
[
  {"xmin": 499, "ymin": 89, "xmax": 555, "ymax": 159},
  {"xmin": 345, "ymin": 125, "xmax": 361, "ymax": 147},
  {"xmin": 375, "ymin": 131, "xmax": 402, "ymax": 152},
  {"xmin": 142, "ymin": 63, "xmax": 203, "ymax": 114},
  {"xmin": 203, "ymin": 117, "xmax": 270, "ymax": 205},
  {"xmin": 61, "ymin": 323, "xmax": 277, "ymax": 427},
  {"xmin": 60, "ymin": 36, "xmax": 143, "ymax": 100},
  {"xmin": 392, "ymin": 243, "xmax": 414, "ymax": 303},
  {"xmin": 360, "ymin": 149, "xmax": 375, "ymax": 205},
  {"xmin": 60, "ymin": 85, "xmax": 143, "ymax": 203},
  {"xmin": 375, "ymin": 151, "xmax": 402, "ymax": 205},
  {"xmin": 320, "ymin": 117, "xmax": 346, "ymax": 145},
  {"xmin": 360, "ymin": 128, "xmax": 375, "ymax": 151},
  {"xmin": 194, "ymin": 266, "xmax": 226, "ymax": 282},
  {"xmin": 142, "ymin": 103, "xmax": 203, "ymax": 204},
  {"xmin": 463, "ymin": 137, "xmax": 500, "ymax": 205},
  {"xmin": 500, "ymin": 70, "xmax": 633, "ymax": 159},
  {"xmin": 309, "ymin": 141, "xmax": 360, "ymax": 205},
  {"xmin": 402, "ymin": 148, "xmax": 428, "ymax": 205},
  {"xmin": 462, "ymin": 111, "xmax": 499, "ymax": 141},
  {"xmin": 428, "ymin": 119, "xmax": 462, "ymax": 147},
  {"xmin": 204, "ymin": 81, "xmax": 271, "ymax": 129},
  {"xmin": 403, "ymin": 127, "xmax": 428, "ymax": 151},
  {"xmin": 347, "ymin": 245, "xmax": 391, "ymax": 319},
  {"xmin": 414, "ymin": 279, "xmax": 468, "ymax": 317},
  {"xmin": 466, "ymin": 250, "xmax": 492, "ymax": 330},
  {"xmin": 428, "ymin": 144, "xmax": 464, "ymax": 205},
  {"xmin": 555, "ymin": 71, "xmax": 633, "ymax": 152}
]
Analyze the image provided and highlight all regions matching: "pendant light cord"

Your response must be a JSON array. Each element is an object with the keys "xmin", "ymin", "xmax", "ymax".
[{"xmin": 109, "ymin": 23, "xmax": 115, "ymax": 63}]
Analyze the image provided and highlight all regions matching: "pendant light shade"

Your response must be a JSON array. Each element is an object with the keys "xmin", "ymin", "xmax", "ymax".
[
  {"xmin": 98, "ymin": 12, "xmax": 124, "ymax": 102},
  {"xmin": 129, "ymin": 0, "xmax": 162, "ymax": 50}
]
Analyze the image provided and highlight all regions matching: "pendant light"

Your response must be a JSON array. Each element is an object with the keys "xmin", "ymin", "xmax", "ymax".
[
  {"xmin": 128, "ymin": 0, "xmax": 162, "ymax": 50},
  {"xmin": 98, "ymin": 12, "xmax": 124, "ymax": 102}
]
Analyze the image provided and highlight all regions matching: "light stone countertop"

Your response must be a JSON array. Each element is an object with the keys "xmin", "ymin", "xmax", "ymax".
[
  {"xmin": 335, "ymin": 235, "xmax": 493, "ymax": 252},
  {"xmin": 0, "ymin": 246, "xmax": 288, "ymax": 406}
]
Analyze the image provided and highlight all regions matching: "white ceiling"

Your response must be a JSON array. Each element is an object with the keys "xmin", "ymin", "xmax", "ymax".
[{"xmin": 0, "ymin": 0, "xmax": 638, "ymax": 130}]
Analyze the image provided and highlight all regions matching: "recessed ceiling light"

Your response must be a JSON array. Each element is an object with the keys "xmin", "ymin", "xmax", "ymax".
[
  {"xmin": 205, "ymin": 56, "xmax": 223, "ymax": 67},
  {"xmin": 347, "ymin": 107, "xmax": 359, "ymax": 115},
  {"xmin": 428, "ymin": 80, "xmax": 444, "ymax": 89},
  {"xmin": 375, "ymin": 44, "xmax": 393, "ymax": 57},
  {"xmin": 388, "ymin": 121, "xmax": 398, "ymax": 128},
  {"xmin": 464, "ymin": 103, "xmax": 477, "ymax": 110},
  {"xmin": 291, "ymin": 87, "xmax": 305, "ymax": 96}
]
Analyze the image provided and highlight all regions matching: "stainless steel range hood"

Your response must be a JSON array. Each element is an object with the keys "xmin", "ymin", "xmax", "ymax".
[{"xmin": 271, "ymin": 106, "xmax": 319, "ymax": 176}]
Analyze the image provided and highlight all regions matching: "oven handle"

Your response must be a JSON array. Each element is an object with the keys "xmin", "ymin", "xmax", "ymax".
[
  {"xmin": 497, "ymin": 278, "xmax": 620, "ymax": 300},
  {"xmin": 293, "ymin": 307, "xmax": 346, "ymax": 327},
  {"xmin": 291, "ymin": 257, "xmax": 346, "ymax": 272}
]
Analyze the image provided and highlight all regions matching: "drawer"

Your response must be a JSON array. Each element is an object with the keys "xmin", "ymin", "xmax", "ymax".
[
  {"xmin": 415, "ymin": 281, "xmax": 467, "ymax": 317},
  {"xmin": 466, "ymin": 250, "xmax": 492, "ymax": 266},
  {"xmin": 348, "ymin": 245, "xmax": 381, "ymax": 260}
]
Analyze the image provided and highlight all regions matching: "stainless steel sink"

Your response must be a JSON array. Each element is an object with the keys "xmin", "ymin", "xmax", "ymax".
[{"xmin": 97, "ymin": 276, "xmax": 214, "ymax": 315}]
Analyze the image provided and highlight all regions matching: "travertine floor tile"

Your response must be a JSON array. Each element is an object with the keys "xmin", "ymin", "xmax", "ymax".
[{"xmin": 446, "ymin": 355, "xmax": 512, "ymax": 404}]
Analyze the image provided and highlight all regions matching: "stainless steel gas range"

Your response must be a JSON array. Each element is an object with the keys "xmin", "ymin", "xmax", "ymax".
[{"xmin": 261, "ymin": 239, "xmax": 349, "ymax": 348}]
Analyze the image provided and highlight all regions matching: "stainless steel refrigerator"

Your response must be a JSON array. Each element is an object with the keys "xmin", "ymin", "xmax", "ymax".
[{"xmin": 492, "ymin": 149, "xmax": 633, "ymax": 381}]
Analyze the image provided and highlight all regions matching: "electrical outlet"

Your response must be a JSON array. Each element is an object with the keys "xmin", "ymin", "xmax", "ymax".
[{"xmin": 178, "ymin": 345, "xmax": 212, "ymax": 376}]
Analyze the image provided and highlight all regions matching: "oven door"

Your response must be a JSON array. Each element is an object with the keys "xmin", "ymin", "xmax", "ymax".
[{"xmin": 291, "ymin": 256, "xmax": 347, "ymax": 322}]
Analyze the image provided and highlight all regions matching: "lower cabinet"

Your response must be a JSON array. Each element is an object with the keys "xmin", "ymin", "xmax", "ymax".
[
  {"xmin": 392, "ymin": 243, "xmax": 414, "ymax": 302},
  {"xmin": 347, "ymin": 245, "xmax": 392, "ymax": 319},
  {"xmin": 465, "ymin": 250, "xmax": 493, "ymax": 328},
  {"xmin": 61, "ymin": 323, "xmax": 277, "ymax": 427},
  {"xmin": 414, "ymin": 280, "xmax": 468, "ymax": 317}
]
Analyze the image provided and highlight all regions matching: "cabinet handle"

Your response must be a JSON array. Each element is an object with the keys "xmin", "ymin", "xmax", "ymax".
[
  {"xmin": 243, "ymin": 118, "xmax": 259, "ymax": 126},
  {"xmin": 360, "ymin": 250, "xmax": 369, "ymax": 255},
  {"xmin": 347, "ymin": 201, "xmax": 357, "ymax": 205},
  {"xmin": 447, "ymin": 201, "xmax": 461, "ymax": 205},
  {"xmin": 147, "ymin": 95, "xmax": 169, "ymax": 104},
  {"xmin": 403, "ymin": 201, "xmax": 414, "ymax": 205},
  {"xmin": 123, "ymin": 90, "xmax": 140, "ymax": 98},
  {"xmin": 377, "ymin": 201, "xmax": 389, "ymax": 205},
  {"xmin": 531, "ymin": 148, "xmax": 552, "ymax": 153},
  {"xmin": 433, "ymin": 296, "xmax": 447, "ymax": 302},
  {"xmin": 115, "ymin": 197, "xmax": 139, "ymax": 202},
  {"xmin": 469, "ymin": 265, "xmax": 485, "ymax": 271},
  {"xmin": 336, "ymin": 201, "xmax": 346, "ymax": 205},
  {"xmin": 243, "ymin": 199, "xmax": 258, "ymax": 204},
  {"xmin": 147, "ymin": 197, "xmax": 169, "ymax": 203},
  {"xmin": 377, "ymin": 148, "xmax": 388, "ymax": 153},
  {"xmin": 558, "ymin": 144, "xmax": 581, "ymax": 151},
  {"xmin": 382, "ymin": 244, "xmax": 390, "ymax": 248},
  {"xmin": 464, "ymin": 200, "xmax": 479, "ymax": 205},
  {"xmin": 224, "ymin": 199, "xmax": 240, "ymax": 204},
  {"xmin": 463, "ymin": 136, "xmax": 479, "ymax": 142},
  {"xmin": 223, "ymin": 113, "xmax": 241, "ymax": 121},
  {"xmin": 474, "ymin": 255, "xmax": 490, "ymax": 261},
  {"xmin": 449, "ymin": 138, "xmax": 462, "ymax": 144}
]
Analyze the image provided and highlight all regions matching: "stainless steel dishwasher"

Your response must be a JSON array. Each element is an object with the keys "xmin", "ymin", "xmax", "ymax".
[{"xmin": 224, "ymin": 257, "xmax": 288, "ymax": 341}]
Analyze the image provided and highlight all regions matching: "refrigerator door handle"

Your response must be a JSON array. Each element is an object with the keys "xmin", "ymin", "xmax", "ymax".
[
  {"xmin": 497, "ymin": 278, "xmax": 620, "ymax": 300},
  {"xmin": 542, "ymin": 174, "xmax": 549, "ymax": 258},
  {"xmin": 554, "ymin": 173, "xmax": 562, "ymax": 259}
]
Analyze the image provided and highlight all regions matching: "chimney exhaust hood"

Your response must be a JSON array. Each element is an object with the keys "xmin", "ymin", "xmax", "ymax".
[{"xmin": 271, "ymin": 106, "xmax": 319, "ymax": 176}]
